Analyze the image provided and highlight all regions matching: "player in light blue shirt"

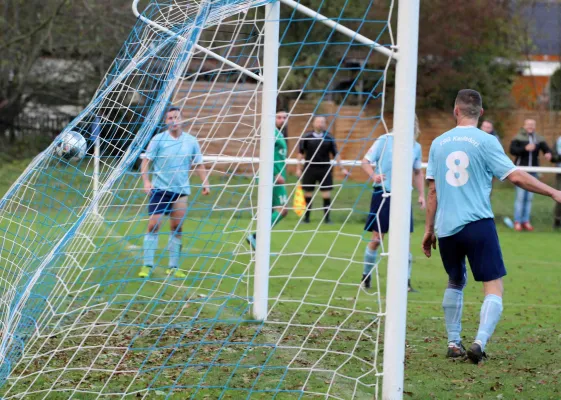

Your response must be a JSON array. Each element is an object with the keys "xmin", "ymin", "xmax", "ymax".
[
  {"xmin": 423, "ymin": 89, "xmax": 561, "ymax": 363},
  {"xmin": 361, "ymin": 118, "xmax": 425, "ymax": 292},
  {"xmin": 364, "ymin": 133, "xmax": 423, "ymax": 193},
  {"xmin": 140, "ymin": 107, "xmax": 210, "ymax": 278},
  {"xmin": 426, "ymin": 129, "xmax": 516, "ymax": 238}
]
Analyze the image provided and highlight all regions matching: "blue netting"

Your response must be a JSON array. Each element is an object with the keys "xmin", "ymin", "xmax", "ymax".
[{"xmin": 0, "ymin": 0, "xmax": 394, "ymax": 398}]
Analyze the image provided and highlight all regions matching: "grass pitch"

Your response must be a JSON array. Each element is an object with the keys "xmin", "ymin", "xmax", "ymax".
[{"xmin": 0, "ymin": 159, "xmax": 560, "ymax": 399}]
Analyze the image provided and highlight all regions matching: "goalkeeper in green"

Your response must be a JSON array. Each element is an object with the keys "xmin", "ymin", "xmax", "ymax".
[{"xmin": 247, "ymin": 111, "xmax": 289, "ymax": 249}]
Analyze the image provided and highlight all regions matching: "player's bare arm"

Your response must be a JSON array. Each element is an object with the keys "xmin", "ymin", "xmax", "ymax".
[
  {"xmin": 413, "ymin": 168, "xmax": 426, "ymax": 209},
  {"xmin": 141, "ymin": 158, "xmax": 153, "ymax": 194},
  {"xmin": 422, "ymin": 179, "xmax": 437, "ymax": 258},
  {"xmin": 334, "ymin": 154, "xmax": 349, "ymax": 176},
  {"xmin": 507, "ymin": 169, "xmax": 561, "ymax": 203},
  {"xmin": 196, "ymin": 164, "xmax": 211, "ymax": 195},
  {"xmin": 296, "ymin": 152, "xmax": 304, "ymax": 177},
  {"xmin": 361, "ymin": 157, "xmax": 384, "ymax": 183},
  {"xmin": 275, "ymin": 174, "xmax": 286, "ymax": 185}
]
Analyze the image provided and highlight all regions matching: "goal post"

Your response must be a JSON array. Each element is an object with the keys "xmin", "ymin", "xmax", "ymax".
[
  {"xmin": 253, "ymin": 0, "xmax": 280, "ymax": 321},
  {"xmin": 383, "ymin": 1, "xmax": 421, "ymax": 399}
]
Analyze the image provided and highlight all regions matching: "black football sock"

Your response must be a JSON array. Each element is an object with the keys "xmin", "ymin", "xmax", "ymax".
[
  {"xmin": 304, "ymin": 196, "xmax": 312, "ymax": 222},
  {"xmin": 323, "ymin": 198, "xmax": 331, "ymax": 222}
]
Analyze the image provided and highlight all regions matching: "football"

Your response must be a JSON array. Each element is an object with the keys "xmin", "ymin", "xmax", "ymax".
[{"xmin": 54, "ymin": 131, "xmax": 87, "ymax": 162}]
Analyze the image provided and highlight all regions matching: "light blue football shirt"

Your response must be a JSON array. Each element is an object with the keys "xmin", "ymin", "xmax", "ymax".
[
  {"xmin": 426, "ymin": 126, "xmax": 517, "ymax": 238},
  {"xmin": 364, "ymin": 133, "xmax": 423, "ymax": 192},
  {"xmin": 144, "ymin": 131, "xmax": 203, "ymax": 195}
]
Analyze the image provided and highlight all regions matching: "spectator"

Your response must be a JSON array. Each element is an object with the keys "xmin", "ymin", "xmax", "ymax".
[
  {"xmin": 509, "ymin": 119, "xmax": 553, "ymax": 231},
  {"xmin": 480, "ymin": 120, "xmax": 501, "ymax": 143},
  {"xmin": 553, "ymin": 135, "xmax": 561, "ymax": 229}
]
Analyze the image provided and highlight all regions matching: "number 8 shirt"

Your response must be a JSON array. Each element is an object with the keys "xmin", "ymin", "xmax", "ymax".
[{"xmin": 426, "ymin": 126, "xmax": 517, "ymax": 238}]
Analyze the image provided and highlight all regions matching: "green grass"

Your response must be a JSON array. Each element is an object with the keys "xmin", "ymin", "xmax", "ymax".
[{"xmin": 0, "ymin": 159, "xmax": 560, "ymax": 399}]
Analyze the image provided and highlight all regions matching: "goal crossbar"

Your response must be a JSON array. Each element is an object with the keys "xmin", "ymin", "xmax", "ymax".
[
  {"xmin": 131, "ymin": 0, "xmax": 265, "ymax": 83},
  {"xmin": 279, "ymin": 0, "xmax": 396, "ymax": 60},
  {"xmin": 132, "ymin": 0, "xmax": 396, "ymax": 67}
]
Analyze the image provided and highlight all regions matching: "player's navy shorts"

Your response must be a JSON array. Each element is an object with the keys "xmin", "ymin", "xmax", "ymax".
[
  {"xmin": 438, "ymin": 218, "xmax": 506, "ymax": 283},
  {"xmin": 364, "ymin": 189, "xmax": 413, "ymax": 234},
  {"xmin": 148, "ymin": 189, "xmax": 186, "ymax": 216}
]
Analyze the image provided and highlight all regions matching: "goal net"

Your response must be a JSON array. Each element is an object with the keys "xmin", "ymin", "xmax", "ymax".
[{"xmin": 0, "ymin": 0, "xmax": 418, "ymax": 398}]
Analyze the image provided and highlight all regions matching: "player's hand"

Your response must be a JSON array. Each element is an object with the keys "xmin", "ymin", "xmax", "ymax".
[
  {"xmin": 202, "ymin": 184, "xmax": 210, "ymax": 196},
  {"xmin": 525, "ymin": 143, "xmax": 536, "ymax": 152},
  {"xmin": 373, "ymin": 174, "xmax": 385, "ymax": 184},
  {"xmin": 275, "ymin": 174, "xmax": 286, "ymax": 184},
  {"xmin": 143, "ymin": 181, "xmax": 153, "ymax": 195},
  {"xmin": 296, "ymin": 168, "xmax": 302, "ymax": 178},
  {"xmin": 545, "ymin": 152, "xmax": 552, "ymax": 161},
  {"xmin": 421, "ymin": 231, "xmax": 437, "ymax": 258},
  {"xmin": 341, "ymin": 168, "xmax": 350, "ymax": 177},
  {"xmin": 552, "ymin": 190, "xmax": 561, "ymax": 204},
  {"xmin": 418, "ymin": 195, "xmax": 426, "ymax": 210}
]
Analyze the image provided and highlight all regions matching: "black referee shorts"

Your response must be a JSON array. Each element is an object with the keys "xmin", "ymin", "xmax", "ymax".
[{"xmin": 302, "ymin": 166, "xmax": 333, "ymax": 192}]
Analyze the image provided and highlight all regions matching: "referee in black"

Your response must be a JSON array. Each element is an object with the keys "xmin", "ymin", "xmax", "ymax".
[{"xmin": 296, "ymin": 115, "xmax": 349, "ymax": 223}]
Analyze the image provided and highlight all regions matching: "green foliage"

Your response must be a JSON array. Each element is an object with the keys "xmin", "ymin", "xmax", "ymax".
[
  {"xmin": 277, "ymin": 0, "xmax": 525, "ymax": 111},
  {"xmin": 550, "ymin": 68, "xmax": 561, "ymax": 110},
  {"xmin": 277, "ymin": 0, "xmax": 392, "ymax": 107},
  {"xmin": 417, "ymin": 0, "xmax": 525, "ymax": 110}
]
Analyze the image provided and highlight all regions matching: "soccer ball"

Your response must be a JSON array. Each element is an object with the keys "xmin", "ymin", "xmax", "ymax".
[{"xmin": 54, "ymin": 131, "xmax": 87, "ymax": 162}]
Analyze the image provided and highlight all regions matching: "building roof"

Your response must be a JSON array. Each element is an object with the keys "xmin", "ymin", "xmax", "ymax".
[{"xmin": 519, "ymin": 60, "xmax": 561, "ymax": 77}]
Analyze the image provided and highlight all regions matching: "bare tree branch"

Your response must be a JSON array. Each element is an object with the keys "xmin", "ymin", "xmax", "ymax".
[{"xmin": 0, "ymin": 0, "xmax": 68, "ymax": 51}]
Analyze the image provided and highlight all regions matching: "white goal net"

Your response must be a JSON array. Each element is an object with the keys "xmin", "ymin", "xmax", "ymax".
[{"xmin": 0, "ymin": 0, "xmax": 420, "ymax": 398}]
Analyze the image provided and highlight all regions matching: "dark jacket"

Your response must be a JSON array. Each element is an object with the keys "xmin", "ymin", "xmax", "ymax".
[
  {"xmin": 553, "ymin": 136, "xmax": 561, "ymax": 166},
  {"xmin": 489, "ymin": 130, "xmax": 501, "ymax": 143},
  {"xmin": 509, "ymin": 129, "xmax": 552, "ymax": 167}
]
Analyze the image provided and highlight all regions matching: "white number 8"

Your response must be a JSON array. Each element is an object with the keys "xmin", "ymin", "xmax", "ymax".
[{"xmin": 446, "ymin": 151, "xmax": 470, "ymax": 187}]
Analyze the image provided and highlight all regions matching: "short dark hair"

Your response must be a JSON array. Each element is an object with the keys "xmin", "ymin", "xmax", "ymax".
[
  {"xmin": 481, "ymin": 119, "xmax": 493, "ymax": 125},
  {"xmin": 167, "ymin": 107, "xmax": 181, "ymax": 114},
  {"xmin": 455, "ymin": 89, "xmax": 482, "ymax": 119}
]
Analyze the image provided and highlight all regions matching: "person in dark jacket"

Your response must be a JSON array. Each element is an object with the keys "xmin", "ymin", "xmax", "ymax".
[
  {"xmin": 480, "ymin": 120, "xmax": 501, "ymax": 143},
  {"xmin": 553, "ymin": 135, "xmax": 561, "ymax": 228},
  {"xmin": 509, "ymin": 119, "xmax": 552, "ymax": 231}
]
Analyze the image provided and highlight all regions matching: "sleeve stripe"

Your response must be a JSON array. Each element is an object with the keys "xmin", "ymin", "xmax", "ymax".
[{"xmin": 500, "ymin": 167, "xmax": 518, "ymax": 181}]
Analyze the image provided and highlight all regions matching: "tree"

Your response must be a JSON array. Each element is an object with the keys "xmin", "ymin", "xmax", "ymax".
[
  {"xmin": 276, "ymin": 0, "xmax": 391, "ymax": 108},
  {"xmin": 275, "ymin": 0, "xmax": 527, "ymax": 111},
  {"xmin": 0, "ymin": 0, "xmax": 135, "ymax": 140},
  {"xmin": 417, "ymin": 0, "xmax": 525, "ymax": 110},
  {"xmin": 550, "ymin": 68, "xmax": 561, "ymax": 110}
]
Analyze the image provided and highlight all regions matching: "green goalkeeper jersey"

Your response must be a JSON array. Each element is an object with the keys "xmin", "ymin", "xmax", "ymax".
[{"xmin": 273, "ymin": 128, "xmax": 287, "ymax": 179}]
